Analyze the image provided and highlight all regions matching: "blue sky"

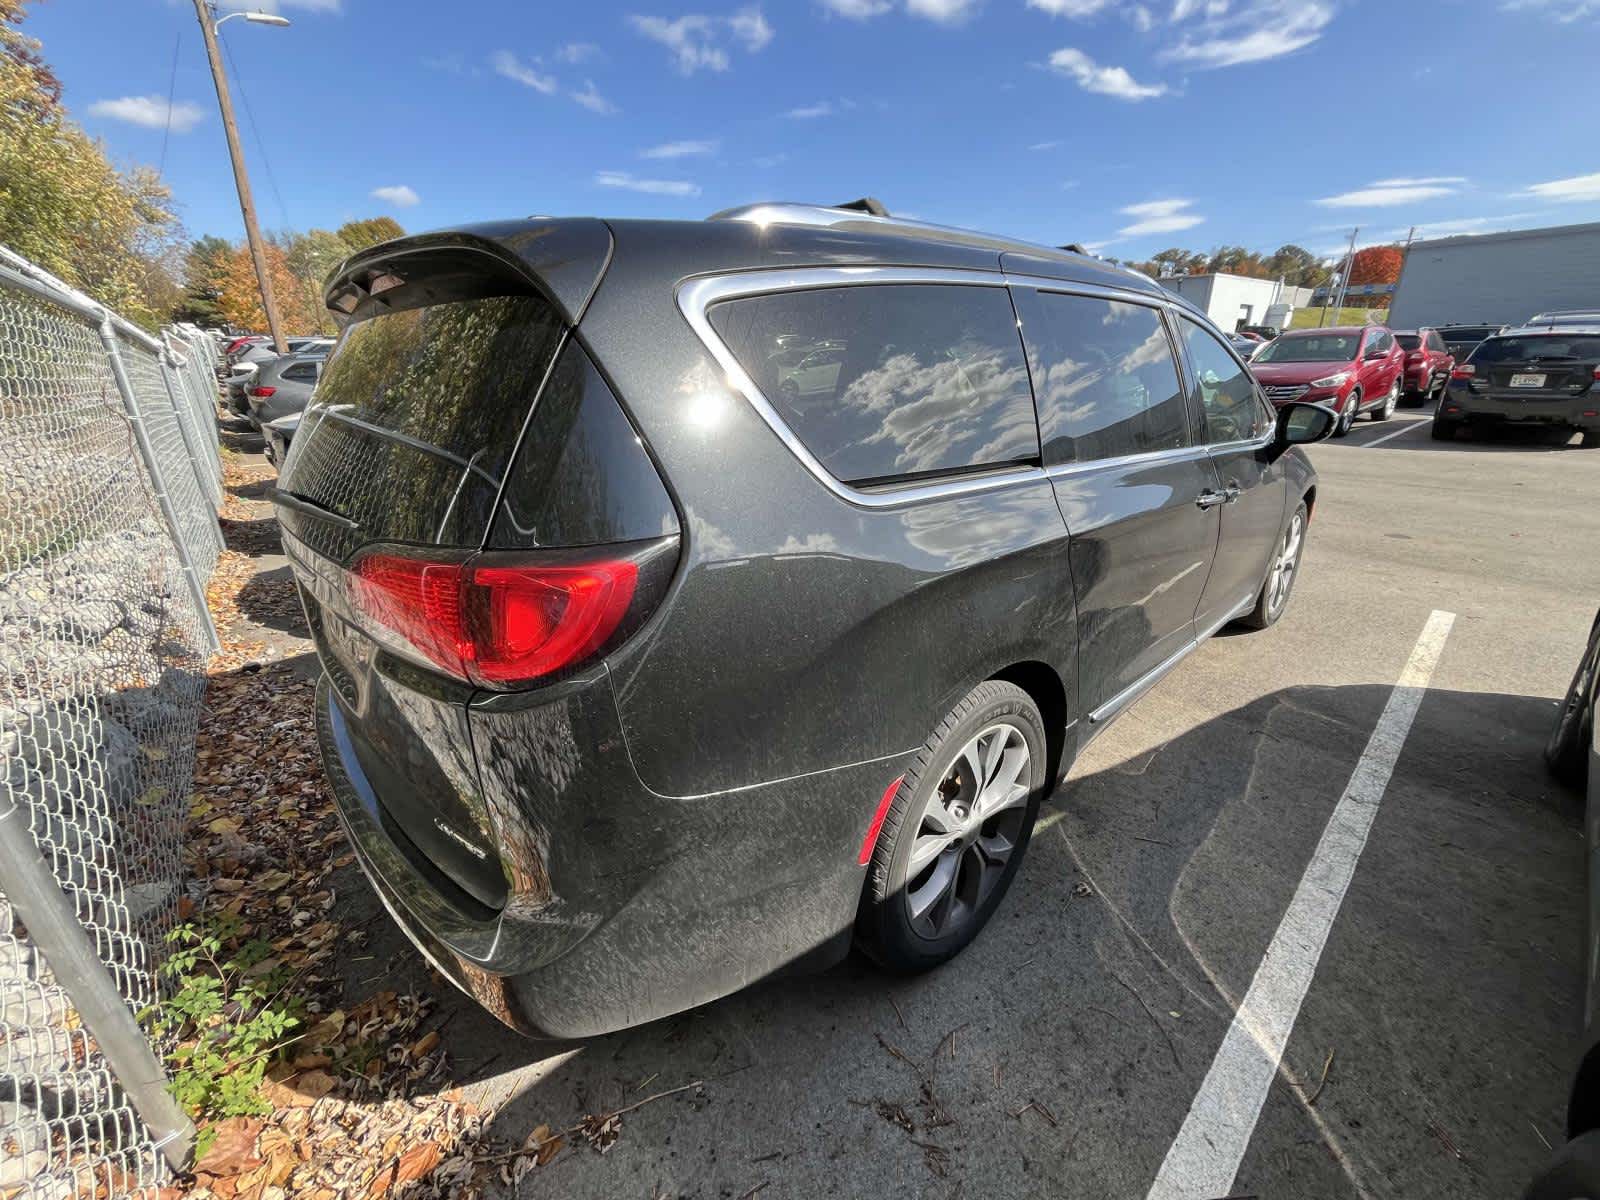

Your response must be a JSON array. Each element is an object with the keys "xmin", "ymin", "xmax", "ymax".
[{"xmin": 30, "ymin": 0, "xmax": 1600, "ymax": 260}]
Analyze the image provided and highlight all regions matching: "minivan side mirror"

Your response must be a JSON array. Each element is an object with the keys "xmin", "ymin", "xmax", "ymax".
[{"xmin": 1274, "ymin": 401, "xmax": 1338, "ymax": 449}]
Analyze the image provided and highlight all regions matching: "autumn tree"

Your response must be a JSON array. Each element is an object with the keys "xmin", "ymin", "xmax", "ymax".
[
  {"xmin": 1348, "ymin": 245, "xmax": 1404, "ymax": 286},
  {"xmin": 335, "ymin": 216, "xmax": 404, "ymax": 252},
  {"xmin": 1264, "ymin": 244, "xmax": 1327, "ymax": 288},
  {"xmin": 0, "ymin": 0, "xmax": 183, "ymax": 327}
]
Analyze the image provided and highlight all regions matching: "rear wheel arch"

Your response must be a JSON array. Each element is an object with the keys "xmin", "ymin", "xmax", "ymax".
[
  {"xmin": 990, "ymin": 661, "xmax": 1068, "ymax": 788},
  {"xmin": 1301, "ymin": 485, "xmax": 1317, "ymax": 522}
]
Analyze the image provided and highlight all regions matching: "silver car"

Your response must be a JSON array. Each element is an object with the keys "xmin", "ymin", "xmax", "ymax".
[{"xmin": 245, "ymin": 351, "xmax": 327, "ymax": 428}]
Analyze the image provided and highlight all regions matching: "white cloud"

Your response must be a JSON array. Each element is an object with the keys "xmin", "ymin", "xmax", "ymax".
[
  {"xmin": 1501, "ymin": 0, "xmax": 1599, "ymax": 22},
  {"xmin": 1368, "ymin": 176, "xmax": 1467, "ymax": 187},
  {"xmin": 370, "ymin": 185, "xmax": 420, "ymax": 208},
  {"xmin": 1028, "ymin": 0, "xmax": 1113, "ymax": 16},
  {"xmin": 570, "ymin": 80, "xmax": 618, "ymax": 113},
  {"xmin": 906, "ymin": 0, "xmax": 980, "ymax": 20},
  {"xmin": 595, "ymin": 170, "xmax": 701, "ymax": 197},
  {"xmin": 1161, "ymin": 1, "xmax": 1334, "ymax": 69},
  {"xmin": 819, "ymin": 0, "xmax": 893, "ymax": 15},
  {"xmin": 491, "ymin": 50, "xmax": 557, "ymax": 93},
  {"xmin": 1522, "ymin": 171, "xmax": 1600, "ymax": 203},
  {"xmin": 1316, "ymin": 180, "xmax": 1461, "ymax": 207},
  {"xmin": 1029, "ymin": 139, "xmax": 1062, "ymax": 150},
  {"xmin": 1049, "ymin": 47, "xmax": 1168, "ymax": 100},
  {"xmin": 642, "ymin": 138, "xmax": 719, "ymax": 158},
  {"xmin": 1127, "ymin": 3, "xmax": 1155, "ymax": 30},
  {"xmin": 555, "ymin": 42, "xmax": 600, "ymax": 63},
  {"xmin": 629, "ymin": 7, "xmax": 773, "ymax": 73},
  {"xmin": 87, "ymin": 95, "xmax": 205, "ymax": 133},
  {"xmin": 784, "ymin": 100, "xmax": 841, "ymax": 118},
  {"xmin": 1118, "ymin": 198, "xmax": 1203, "ymax": 235},
  {"xmin": 1390, "ymin": 213, "xmax": 1538, "ymax": 239}
]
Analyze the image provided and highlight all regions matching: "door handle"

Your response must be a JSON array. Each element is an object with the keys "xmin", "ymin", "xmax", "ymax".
[{"xmin": 1197, "ymin": 486, "xmax": 1241, "ymax": 510}]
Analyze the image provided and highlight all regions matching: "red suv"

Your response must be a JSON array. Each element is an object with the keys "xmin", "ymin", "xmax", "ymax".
[
  {"xmin": 1250, "ymin": 325, "xmax": 1406, "ymax": 436},
  {"xmin": 1392, "ymin": 327, "xmax": 1455, "ymax": 404}
]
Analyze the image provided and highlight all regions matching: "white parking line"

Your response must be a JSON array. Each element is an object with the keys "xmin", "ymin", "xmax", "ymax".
[
  {"xmin": 1355, "ymin": 418, "xmax": 1430, "ymax": 449},
  {"xmin": 1144, "ymin": 609, "xmax": 1456, "ymax": 1200}
]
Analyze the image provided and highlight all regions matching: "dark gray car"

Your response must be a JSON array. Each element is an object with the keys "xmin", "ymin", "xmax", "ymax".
[
  {"xmin": 1434, "ymin": 325, "xmax": 1600, "ymax": 444},
  {"xmin": 246, "ymin": 351, "xmax": 327, "ymax": 427},
  {"xmin": 273, "ymin": 203, "xmax": 1333, "ymax": 1037}
]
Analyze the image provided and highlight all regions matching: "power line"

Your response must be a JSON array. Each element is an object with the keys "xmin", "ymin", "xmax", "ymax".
[
  {"xmin": 218, "ymin": 29, "xmax": 291, "ymax": 231},
  {"xmin": 158, "ymin": 32, "xmax": 181, "ymax": 179}
]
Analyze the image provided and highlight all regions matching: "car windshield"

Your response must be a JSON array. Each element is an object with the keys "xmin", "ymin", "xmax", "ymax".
[
  {"xmin": 1469, "ymin": 335, "xmax": 1600, "ymax": 364},
  {"xmin": 1395, "ymin": 334, "xmax": 1420, "ymax": 350},
  {"xmin": 1253, "ymin": 334, "xmax": 1359, "ymax": 363}
]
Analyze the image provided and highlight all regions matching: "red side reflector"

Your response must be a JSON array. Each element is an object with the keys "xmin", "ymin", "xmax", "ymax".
[
  {"xmin": 857, "ymin": 776, "xmax": 904, "ymax": 866},
  {"xmin": 248, "ymin": 385, "xmax": 276, "ymax": 397},
  {"xmin": 346, "ymin": 551, "xmax": 639, "ymax": 687}
]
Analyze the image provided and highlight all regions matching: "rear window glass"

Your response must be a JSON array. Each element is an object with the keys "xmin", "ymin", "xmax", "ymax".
[
  {"xmin": 1469, "ymin": 335, "xmax": 1600, "ymax": 364},
  {"xmin": 279, "ymin": 293, "xmax": 564, "ymax": 560},
  {"xmin": 1394, "ymin": 334, "xmax": 1420, "ymax": 350},
  {"xmin": 707, "ymin": 284, "xmax": 1038, "ymax": 485}
]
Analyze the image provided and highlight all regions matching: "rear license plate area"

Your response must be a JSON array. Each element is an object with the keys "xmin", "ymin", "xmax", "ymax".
[{"xmin": 1509, "ymin": 373, "xmax": 1546, "ymax": 388}]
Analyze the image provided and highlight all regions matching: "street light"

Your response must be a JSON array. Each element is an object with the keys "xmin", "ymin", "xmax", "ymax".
[
  {"xmin": 215, "ymin": 11, "xmax": 292, "ymax": 27},
  {"xmin": 191, "ymin": 2, "xmax": 291, "ymax": 353}
]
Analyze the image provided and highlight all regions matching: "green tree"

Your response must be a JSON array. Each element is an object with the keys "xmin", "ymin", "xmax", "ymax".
[
  {"xmin": 335, "ymin": 216, "xmax": 405, "ymax": 252},
  {"xmin": 171, "ymin": 234, "xmax": 230, "ymax": 326},
  {"xmin": 1264, "ymin": 244, "xmax": 1329, "ymax": 289},
  {"xmin": 0, "ymin": 0, "xmax": 182, "ymax": 327}
]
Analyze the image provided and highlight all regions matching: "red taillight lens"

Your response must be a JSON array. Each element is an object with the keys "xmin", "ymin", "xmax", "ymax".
[
  {"xmin": 248, "ymin": 385, "xmax": 277, "ymax": 397},
  {"xmin": 464, "ymin": 561, "xmax": 637, "ymax": 683},
  {"xmin": 1450, "ymin": 365, "xmax": 1475, "ymax": 380},
  {"xmin": 1592, "ymin": 365, "xmax": 1600, "ymax": 381},
  {"xmin": 346, "ymin": 551, "xmax": 642, "ymax": 687}
]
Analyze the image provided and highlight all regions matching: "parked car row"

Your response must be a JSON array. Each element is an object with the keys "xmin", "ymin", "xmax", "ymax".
[{"xmin": 217, "ymin": 332, "xmax": 335, "ymax": 431}]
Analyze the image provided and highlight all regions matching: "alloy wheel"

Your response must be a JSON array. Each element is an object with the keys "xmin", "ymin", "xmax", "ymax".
[
  {"xmin": 1265, "ymin": 511, "xmax": 1304, "ymax": 618},
  {"xmin": 905, "ymin": 722, "xmax": 1031, "ymax": 940}
]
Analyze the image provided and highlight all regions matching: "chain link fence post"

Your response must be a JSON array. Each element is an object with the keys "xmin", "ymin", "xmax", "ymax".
[{"xmin": 97, "ymin": 318, "xmax": 221, "ymax": 655}]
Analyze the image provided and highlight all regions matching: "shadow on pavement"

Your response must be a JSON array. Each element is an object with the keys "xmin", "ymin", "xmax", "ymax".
[{"xmin": 329, "ymin": 681, "xmax": 1581, "ymax": 1199}]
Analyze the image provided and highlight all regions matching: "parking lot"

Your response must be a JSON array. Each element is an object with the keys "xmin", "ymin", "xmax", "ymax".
[{"xmin": 320, "ymin": 408, "xmax": 1592, "ymax": 1200}]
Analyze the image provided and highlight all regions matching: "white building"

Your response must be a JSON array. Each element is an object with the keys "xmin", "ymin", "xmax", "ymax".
[
  {"xmin": 1161, "ymin": 273, "xmax": 1313, "ymax": 333},
  {"xmin": 1388, "ymin": 221, "xmax": 1600, "ymax": 329}
]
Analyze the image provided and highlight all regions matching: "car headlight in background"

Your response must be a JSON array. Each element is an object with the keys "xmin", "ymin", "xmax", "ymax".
[{"xmin": 1309, "ymin": 372, "xmax": 1351, "ymax": 388}]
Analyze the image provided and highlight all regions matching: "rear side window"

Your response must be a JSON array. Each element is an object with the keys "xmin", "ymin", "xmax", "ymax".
[
  {"xmin": 1427, "ymin": 331, "xmax": 1447, "ymax": 352},
  {"xmin": 707, "ymin": 284, "xmax": 1038, "ymax": 485},
  {"xmin": 1394, "ymin": 334, "xmax": 1420, "ymax": 351},
  {"xmin": 281, "ymin": 362, "xmax": 318, "ymax": 381},
  {"xmin": 280, "ymin": 292, "xmax": 564, "ymax": 560},
  {"xmin": 1013, "ymin": 290, "xmax": 1190, "ymax": 465}
]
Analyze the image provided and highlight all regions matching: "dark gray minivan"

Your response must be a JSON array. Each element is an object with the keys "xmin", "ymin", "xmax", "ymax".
[{"xmin": 273, "ymin": 203, "xmax": 1333, "ymax": 1037}]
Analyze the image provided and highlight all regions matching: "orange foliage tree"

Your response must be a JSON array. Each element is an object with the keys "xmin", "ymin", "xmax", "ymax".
[
  {"xmin": 213, "ymin": 241, "xmax": 330, "ymax": 334},
  {"xmin": 1349, "ymin": 245, "xmax": 1404, "ymax": 286}
]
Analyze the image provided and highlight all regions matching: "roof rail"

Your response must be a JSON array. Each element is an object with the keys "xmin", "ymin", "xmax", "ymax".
[{"xmin": 706, "ymin": 201, "xmax": 1088, "ymax": 261}]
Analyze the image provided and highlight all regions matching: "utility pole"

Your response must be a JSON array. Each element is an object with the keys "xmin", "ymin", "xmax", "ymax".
[
  {"xmin": 192, "ymin": 1, "xmax": 288, "ymax": 353},
  {"xmin": 1327, "ymin": 225, "xmax": 1359, "ymax": 325}
]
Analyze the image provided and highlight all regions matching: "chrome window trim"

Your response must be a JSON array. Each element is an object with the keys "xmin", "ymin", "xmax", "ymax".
[
  {"xmin": 676, "ymin": 266, "xmax": 1230, "ymax": 510},
  {"xmin": 1043, "ymin": 442, "xmax": 1212, "ymax": 481},
  {"xmin": 677, "ymin": 268, "xmax": 1040, "ymax": 510}
]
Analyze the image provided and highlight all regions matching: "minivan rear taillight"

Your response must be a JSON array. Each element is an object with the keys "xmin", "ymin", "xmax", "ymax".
[{"xmin": 344, "ymin": 542, "xmax": 669, "ymax": 688}]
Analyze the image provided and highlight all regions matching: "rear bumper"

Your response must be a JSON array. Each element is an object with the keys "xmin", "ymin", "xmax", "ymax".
[
  {"xmin": 315, "ymin": 672, "xmax": 898, "ymax": 1038},
  {"xmin": 1438, "ymin": 390, "xmax": 1600, "ymax": 428}
]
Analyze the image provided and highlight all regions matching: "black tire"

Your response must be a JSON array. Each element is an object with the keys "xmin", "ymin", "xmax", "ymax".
[
  {"xmin": 1581, "ymin": 428, "xmax": 1600, "ymax": 449},
  {"xmin": 1239, "ymin": 500, "xmax": 1308, "ymax": 631},
  {"xmin": 1334, "ymin": 389, "xmax": 1361, "ymax": 437},
  {"xmin": 1371, "ymin": 377, "xmax": 1399, "ymax": 421},
  {"xmin": 856, "ymin": 680, "xmax": 1047, "ymax": 972},
  {"xmin": 1431, "ymin": 419, "xmax": 1460, "ymax": 441},
  {"xmin": 1546, "ymin": 614, "xmax": 1600, "ymax": 789}
]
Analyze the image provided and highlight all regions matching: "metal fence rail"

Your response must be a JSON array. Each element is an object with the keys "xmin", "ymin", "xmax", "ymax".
[{"xmin": 1, "ymin": 247, "xmax": 217, "ymax": 1195}]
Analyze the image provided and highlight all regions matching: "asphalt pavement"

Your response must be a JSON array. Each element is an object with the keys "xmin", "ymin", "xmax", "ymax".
[{"xmin": 356, "ymin": 407, "xmax": 1600, "ymax": 1199}]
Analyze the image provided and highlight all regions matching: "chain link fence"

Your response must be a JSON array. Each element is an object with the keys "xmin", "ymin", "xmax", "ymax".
[{"xmin": 1, "ymin": 246, "xmax": 222, "ymax": 1196}]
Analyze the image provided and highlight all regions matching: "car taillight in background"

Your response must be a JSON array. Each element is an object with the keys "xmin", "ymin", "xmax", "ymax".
[
  {"xmin": 1451, "ymin": 365, "xmax": 1476, "ymax": 380},
  {"xmin": 343, "ymin": 541, "xmax": 673, "ymax": 689},
  {"xmin": 1592, "ymin": 365, "xmax": 1600, "ymax": 382},
  {"xmin": 248, "ymin": 385, "xmax": 277, "ymax": 397}
]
